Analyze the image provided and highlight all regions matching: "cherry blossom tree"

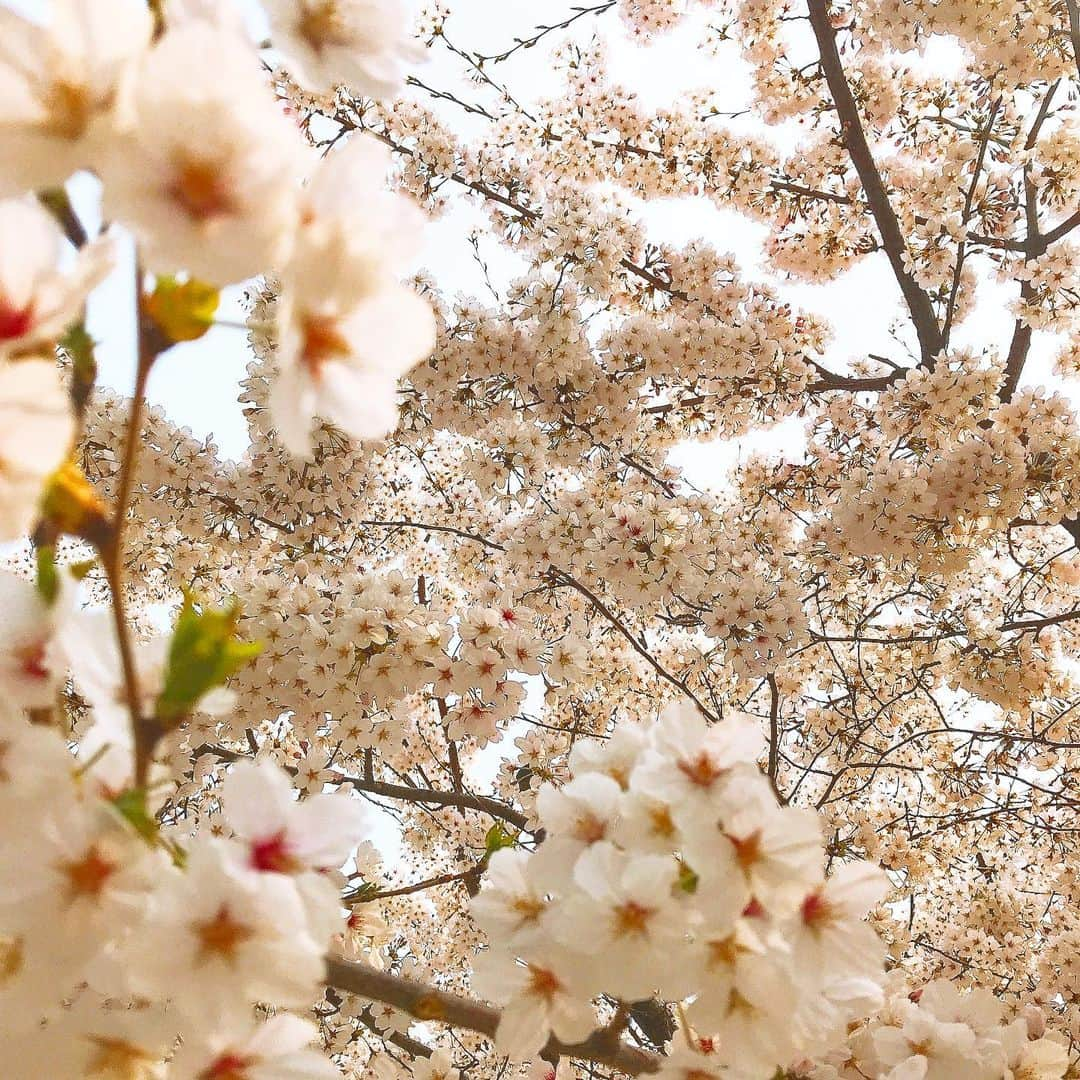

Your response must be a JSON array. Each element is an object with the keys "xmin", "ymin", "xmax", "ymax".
[{"xmin": 2, "ymin": 0, "xmax": 1080, "ymax": 1077}]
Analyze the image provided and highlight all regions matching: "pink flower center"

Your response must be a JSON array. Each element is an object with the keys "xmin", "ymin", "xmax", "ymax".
[
  {"xmin": 250, "ymin": 830, "xmax": 300, "ymax": 873},
  {"xmin": 742, "ymin": 897, "xmax": 765, "ymax": 919},
  {"xmin": 0, "ymin": 300, "xmax": 33, "ymax": 342},
  {"xmin": 16, "ymin": 641, "xmax": 50, "ymax": 681},
  {"xmin": 299, "ymin": 314, "xmax": 350, "ymax": 378},
  {"xmin": 199, "ymin": 1052, "xmax": 252, "ymax": 1080},
  {"xmin": 677, "ymin": 751, "xmax": 724, "ymax": 788},
  {"xmin": 800, "ymin": 890, "xmax": 832, "ymax": 928}
]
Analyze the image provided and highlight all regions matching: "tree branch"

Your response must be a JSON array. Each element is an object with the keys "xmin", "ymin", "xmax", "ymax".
[
  {"xmin": 325, "ymin": 955, "xmax": 660, "ymax": 1076},
  {"xmin": 806, "ymin": 0, "xmax": 945, "ymax": 366},
  {"xmin": 548, "ymin": 568, "xmax": 718, "ymax": 721},
  {"xmin": 337, "ymin": 773, "xmax": 531, "ymax": 832}
]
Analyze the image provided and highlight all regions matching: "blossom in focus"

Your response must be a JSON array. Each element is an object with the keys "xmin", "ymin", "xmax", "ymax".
[
  {"xmin": 631, "ymin": 702, "xmax": 763, "ymax": 812},
  {"xmin": 471, "ymin": 947, "xmax": 596, "ymax": 1059},
  {"xmin": 222, "ymin": 759, "xmax": 370, "ymax": 874},
  {"xmin": 0, "ymin": 0, "xmax": 152, "ymax": 193},
  {"xmin": 126, "ymin": 837, "xmax": 326, "ymax": 1023},
  {"xmin": 0, "ymin": 360, "xmax": 75, "ymax": 540},
  {"xmin": 99, "ymin": 23, "xmax": 309, "ymax": 284},
  {"xmin": 552, "ymin": 842, "xmax": 690, "ymax": 999},
  {"xmin": 469, "ymin": 847, "xmax": 551, "ymax": 950},
  {"xmin": 790, "ymin": 861, "xmax": 889, "ymax": 984},
  {"xmin": 264, "ymin": 0, "xmax": 421, "ymax": 95}
]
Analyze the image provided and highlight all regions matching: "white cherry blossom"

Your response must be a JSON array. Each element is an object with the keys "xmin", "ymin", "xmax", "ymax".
[
  {"xmin": 99, "ymin": 23, "xmax": 309, "ymax": 284},
  {"xmin": 471, "ymin": 947, "xmax": 597, "ymax": 1060},
  {"xmin": 170, "ymin": 1013, "xmax": 339, "ymax": 1080},
  {"xmin": 0, "ymin": 198, "xmax": 112, "ymax": 359},
  {"xmin": 264, "ymin": 0, "xmax": 421, "ymax": 95},
  {"xmin": 0, "ymin": 360, "xmax": 75, "ymax": 540},
  {"xmin": 0, "ymin": 0, "xmax": 152, "ymax": 193}
]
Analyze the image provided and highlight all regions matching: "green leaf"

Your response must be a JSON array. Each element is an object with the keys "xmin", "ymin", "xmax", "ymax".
[
  {"xmin": 484, "ymin": 822, "xmax": 519, "ymax": 857},
  {"xmin": 35, "ymin": 545, "xmax": 59, "ymax": 605},
  {"xmin": 112, "ymin": 788, "xmax": 158, "ymax": 844},
  {"xmin": 68, "ymin": 558, "xmax": 97, "ymax": 581},
  {"xmin": 145, "ymin": 276, "xmax": 220, "ymax": 344},
  {"xmin": 677, "ymin": 861, "xmax": 699, "ymax": 894},
  {"xmin": 156, "ymin": 595, "xmax": 261, "ymax": 723}
]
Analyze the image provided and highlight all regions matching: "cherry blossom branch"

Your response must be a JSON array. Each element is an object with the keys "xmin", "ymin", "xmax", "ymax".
[
  {"xmin": 352, "ymin": 1007, "xmax": 437, "ymax": 1060},
  {"xmin": 806, "ymin": 0, "xmax": 945, "ymax": 366},
  {"xmin": 547, "ymin": 567, "xmax": 718, "ymax": 721},
  {"xmin": 765, "ymin": 673, "xmax": 785, "ymax": 803},
  {"xmin": 942, "ymin": 96, "xmax": 1001, "ymax": 347},
  {"xmin": 191, "ymin": 742, "xmax": 532, "ymax": 831},
  {"xmin": 1000, "ymin": 83, "xmax": 1059, "ymax": 404},
  {"xmin": 360, "ymin": 519, "xmax": 505, "ymax": 550},
  {"xmin": 343, "ymin": 865, "xmax": 481, "ymax": 905},
  {"xmin": 340, "ymin": 112, "xmax": 899, "ymax": 395},
  {"xmin": 38, "ymin": 187, "xmax": 89, "ymax": 248},
  {"xmin": 339, "ymin": 773, "xmax": 532, "ymax": 832},
  {"xmin": 324, "ymin": 955, "xmax": 660, "ymax": 1075},
  {"xmin": 470, "ymin": 1, "xmax": 617, "ymax": 65}
]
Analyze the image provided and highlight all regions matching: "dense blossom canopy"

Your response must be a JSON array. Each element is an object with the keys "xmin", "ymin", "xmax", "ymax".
[{"xmin": 3, "ymin": 0, "xmax": 1080, "ymax": 1078}]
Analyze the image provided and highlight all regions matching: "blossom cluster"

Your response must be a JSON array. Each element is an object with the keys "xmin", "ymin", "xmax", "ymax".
[
  {"xmin": 470, "ymin": 702, "xmax": 888, "ymax": 1076},
  {"xmin": 1, "ymin": 698, "xmax": 368, "ymax": 1076}
]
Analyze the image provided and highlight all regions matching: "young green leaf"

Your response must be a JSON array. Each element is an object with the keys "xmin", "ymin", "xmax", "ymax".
[{"xmin": 156, "ymin": 595, "xmax": 260, "ymax": 722}]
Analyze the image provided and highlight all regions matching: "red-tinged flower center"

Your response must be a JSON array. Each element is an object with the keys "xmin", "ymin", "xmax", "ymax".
[
  {"xmin": 706, "ymin": 934, "xmax": 744, "ymax": 970},
  {"xmin": 199, "ymin": 1052, "xmax": 253, "ymax": 1080},
  {"xmin": 742, "ymin": 896, "xmax": 765, "ymax": 919},
  {"xmin": 250, "ymin": 829, "xmax": 300, "ymax": 873},
  {"xmin": 614, "ymin": 900, "xmax": 654, "ymax": 936},
  {"xmin": 16, "ymin": 640, "xmax": 50, "ymax": 681},
  {"xmin": 527, "ymin": 964, "xmax": 562, "ymax": 1001},
  {"xmin": 728, "ymin": 830, "xmax": 763, "ymax": 871},
  {"xmin": 800, "ymin": 890, "xmax": 832, "ymax": 929},
  {"xmin": 573, "ymin": 813, "xmax": 607, "ymax": 845},
  {"xmin": 0, "ymin": 299, "xmax": 33, "ymax": 342},
  {"xmin": 299, "ymin": 313, "xmax": 350, "ymax": 378}
]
